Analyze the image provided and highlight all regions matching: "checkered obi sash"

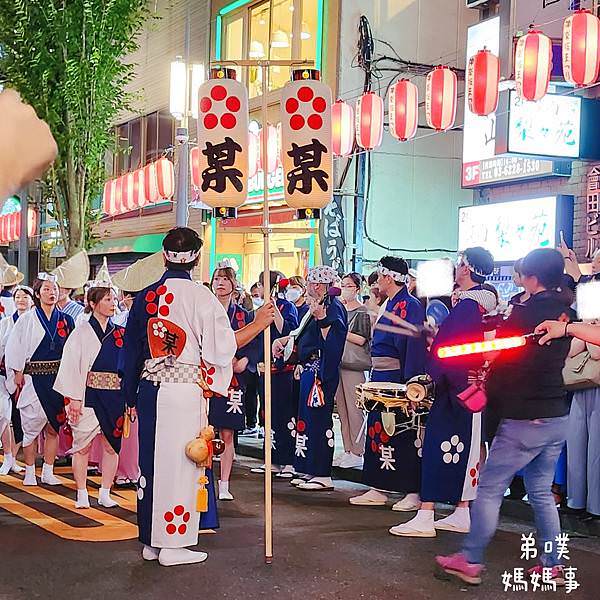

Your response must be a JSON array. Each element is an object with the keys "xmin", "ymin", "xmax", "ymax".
[
  {"xmin": 141, "ymin": 356, "xmax": 202, "ymax": 385},
  {"xmin": 24, "ymin": 360, "xmax": 61, "ymax": 376},
  {"xmin": 86, "ymin": 371, "xmax": 121, "ymax": 390}
]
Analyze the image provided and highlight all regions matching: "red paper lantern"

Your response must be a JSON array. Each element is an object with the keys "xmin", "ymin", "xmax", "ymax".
[
  {"xmin": 389, "ymin": 80, "xmax": 418, "ymax": 141},
  {"xmin": 467, "ymin": 48, "xmax": 500, "ymax": 116},
  {"xmin": 122, "ymin": 172, "xmax": 136, "ymax": 211},
  {"xmin": 103, "ymin": 179, "xmax": 118, "ymax": 216},
  {"xmin": 27, "ymin": 208, "xmax": 37, "ymax": 238},
  {"xmin": 356, "ymin": 92, "xmax": 384, "ymax": 150},
  {"xmin": 9, "ymin": 213, "xmax": 18, "ymax": 241},
  {"xmin": 425, "ymin": 66, "xmax": 457, "ymax": 131},
  {"xmin": 190, "ymin": 146, "xmax": 201, "ymax": 187},
  {"xmin": 144, "ymin": 163, "xmax": 159, "ymax": 205},
  {"xmin": 155, "ymin": 157, "xmax": 175, "ymax": 200},
  {"xmin": 132, "ymin": 169, "xmax": 146, "ymax": 208},
  {"xmin": 331, "ymin": 99, "xmax": 355, "ymax": 156},
  {"xmin": 515, "ymin": 30, "xmax": 553, "ymax": 101},
  {"xmin": 563, "ymin": 9, "xmax": 600, "ymax": 88}
]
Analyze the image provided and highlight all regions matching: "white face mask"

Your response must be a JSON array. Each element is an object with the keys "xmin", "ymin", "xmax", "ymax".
[
  {"xmin": 341, "ymin": 288, "xmax": 356, "ymax": 301},
  {"xmin": 285, "ymin": 288, "xmax": 302, "ymax": 303},
  {"xmin": 252, "ymin": 297, "xmax": 264, "ymax": 309}
]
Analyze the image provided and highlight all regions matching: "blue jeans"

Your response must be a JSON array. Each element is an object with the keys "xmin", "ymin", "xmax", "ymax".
[{"xmin": 463, "ymin": 416, "xmax": 568, "ymax": 566}]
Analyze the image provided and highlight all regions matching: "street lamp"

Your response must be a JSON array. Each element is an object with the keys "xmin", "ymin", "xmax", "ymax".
[{"xmin": 169, "ymin": 57, "xmax": 205, "ymax": 226}]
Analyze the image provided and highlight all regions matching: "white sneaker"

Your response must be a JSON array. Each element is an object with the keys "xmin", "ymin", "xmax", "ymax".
[
  {"xmin": 339, "ymin": 453, "xmax": 363, "ymax": 469},
  {"xmin": 142, "ymin": 545, "xmax": 160, "ymax": 561},
  {"xmin": 389, "ymin": 510, "xmax": 436, "ymax": 537},
  {"xmin": 391, "ymin": 493, "xmax": 421, "ymax": 512},
  {"xmin": 349, "ymin": 489, "xmax": 388, "ymax": 506},
  {"xmin": 0, "ymin": 455, "xmax": 14, "ymax": 475},
  {"xmin": 434, "ymin": 508, "xmax": 470, "ymax": 533},
  {"xmin": 41, "ymin": 464, "xmax": 61, "ymax": 486},
  {"xmin": 332, "ymin": 452, "xmax": 349, "ymax": 467},
  {"xmin": 158, "ymin": 548, "xmax": 208, "ymax": 567},
  {"xmin": 218, "ymin": 480, "xmax": 234, "ymax": 501}
]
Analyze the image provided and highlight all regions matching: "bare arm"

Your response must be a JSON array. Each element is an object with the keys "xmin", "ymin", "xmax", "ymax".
[
  {"xmin": 536, "ymin": 321, "xmax": 600, "ymax": 346},
  {"xmin": 347, "ymin": 332, "xmax": 367, "ymax": 346}
]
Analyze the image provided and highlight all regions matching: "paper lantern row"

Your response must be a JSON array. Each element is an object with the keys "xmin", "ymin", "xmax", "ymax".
[
  {"xmin": 0, "ymin": 209, "xmax": 37, "ymax": 244},
  {"xmin": 103, "ymin": 158, "xmax": 175, "ymax": 217}
]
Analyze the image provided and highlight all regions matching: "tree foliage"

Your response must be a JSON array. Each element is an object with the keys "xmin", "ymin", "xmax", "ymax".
[{"xmin": 0, "ymin": 0, "xmax": 152, "ymax": 256}]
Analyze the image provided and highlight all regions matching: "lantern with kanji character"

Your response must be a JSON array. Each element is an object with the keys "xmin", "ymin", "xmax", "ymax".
[
  {"xmin": 389, "ymin": 80, "xmax": 419, "ymax": 141},
  {"xmin": 426, "ymin": 66, "xmax": 457, "ymax": 131},
  {"xmin": 563, "ymin": 9, "xmax": 600, "ymax": 88},
  {"xmin": 280, "ymin": 69, "xmax": 333, "ymax": 219},
  {"xmin": 515, "ymin": 30, "xmax": 553, "ymax": 101},
  {"xmin": 196, "ymin": 68, "xmax": 249, "ymax": 218},
  {"xmin": 356, "ymin": 92, "xmax": 383, "ymax": 150},
  {"xmin": 331, "ymin": 99, "xmax": 354, "ymax": 156},
  {"xmin": 467, "ymin": 48, "xmax": 500, "ymax": 116}
]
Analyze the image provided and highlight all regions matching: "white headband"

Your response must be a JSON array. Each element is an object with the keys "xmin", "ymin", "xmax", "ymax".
[
  {"xmin": 377, "ymin": 265, "xmax": 409, "ymax": 284},
  {"xmin": 307, "ymin": 265, "xmax": 337, "ymax": 284},
  {"xmin": 37, "ymin": 272, "xmax": 58, "ymax": 283},
  {"xmin": 457, "ymin": 253, "xmax": 488, "ymax": 278},
  {"xmin": 13, "ymin": 285, "xmax": 33, "ymax": 295},
  {"xmin": 163, "ymin": 249, "xmax": 201, "ymax": 264}
]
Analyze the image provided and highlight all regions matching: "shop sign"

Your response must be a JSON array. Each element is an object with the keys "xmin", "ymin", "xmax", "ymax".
[
  {"xmin": 586, "ymin": 166, "xmax": 600, "ymax": 258},
  {"xmin": 318, "ymin": 194, "xmax": 345, "ymax": 272}
]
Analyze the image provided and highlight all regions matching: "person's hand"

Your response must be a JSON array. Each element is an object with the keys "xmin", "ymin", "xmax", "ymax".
[
  {"xmin": 0, "ymin": 90, "xmax": 58, "ymax": 198},
  {"xmin": 254, "ymin": 300, "xmax": 275, "ymax": 330},
  {"xmin": 272, "ymin": 337, "xmax": 286, "ymax": 358},
  {"xmin": 535, "ymin": 320, "xmax": 567, "ymax": 345},
  {"xmin": 309, "ymin": 299, "xmax": 327, "ymax": 321},
  {"xmin": 13, "ymin": 371, "xmax": 24, "ymax": 390},
  {"xmin": 233, "ymin": 356, "xmax": 249, "ymax": 373},
  {"xmin": 66, "ymin": 399, "xmax": 83, "ymax": 425}
]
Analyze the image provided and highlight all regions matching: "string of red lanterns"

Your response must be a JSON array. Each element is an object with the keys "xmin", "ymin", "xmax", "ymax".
[{"xmin": 0, "ymin": 209, "xmax": 37, "ymax": 244}]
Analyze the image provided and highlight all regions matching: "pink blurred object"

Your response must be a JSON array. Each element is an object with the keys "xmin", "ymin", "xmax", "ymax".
[{"xmin": 116, "ymin": 417, "xmax": 139, "ymax": 482}]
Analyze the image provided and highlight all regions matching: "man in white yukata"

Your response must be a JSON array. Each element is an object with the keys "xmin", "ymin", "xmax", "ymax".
[{"xmin": 121, "ymin": 227, "xmax": 273, "ymax": 567}]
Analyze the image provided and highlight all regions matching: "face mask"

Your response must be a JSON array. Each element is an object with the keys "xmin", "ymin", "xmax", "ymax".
[
  {"xmin": 252, "ymin": 297, "xmax": 264, "ymax": 309},
  {"xmin": 285, "ymin": 288, "xmax": 302, "ymax": 303},
  {"xmin": 341, "ymin": 288, "xmax": 356, "ymax": 301}
]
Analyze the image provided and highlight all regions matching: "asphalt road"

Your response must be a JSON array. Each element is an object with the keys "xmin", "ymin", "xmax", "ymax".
[{"xmin": 1, "ymin": 457, "xmax": 598, "ymax": 600}]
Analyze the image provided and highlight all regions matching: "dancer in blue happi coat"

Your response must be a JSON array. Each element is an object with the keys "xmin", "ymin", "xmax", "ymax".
[
  {"xmin": 274, "ymin": 265, "xmax": 347, "ymax": 491},
  {"xmin": 55, "ymin": 272, "xmax": 126, "ymax": 510},
  {"xmin": 350, "ymin": 256, "xmax": 427, "ymax": 511},
  {"xmin": 390, "ymin": 247, "xmax": 496, "ymax": 538}
]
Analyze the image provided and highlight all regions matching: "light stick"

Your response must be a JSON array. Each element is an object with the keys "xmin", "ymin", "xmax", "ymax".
[{"xmin": 436, "ymin": 336, "xmax": 529, "ymax": 359}]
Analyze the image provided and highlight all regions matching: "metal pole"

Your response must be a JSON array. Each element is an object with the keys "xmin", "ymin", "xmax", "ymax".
[
  {"xmin": 261, "ymin": 62, "xmax": 273, "ymax": 565},
  {"xmin": 18, "ymin": 188, "xmax": 29, "ymax": 283},
  {"xmin": 175, "ymin": 7, "xmax": 191, "ymax": 227}
]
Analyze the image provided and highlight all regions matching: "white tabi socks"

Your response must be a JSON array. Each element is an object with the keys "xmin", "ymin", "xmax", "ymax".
[
  {"xmin": 40, "ymin": 462, "xmax": 61, "ymax": 486},
  {"xmin": 218, "ymin": 480, "xmax": 234, "ymax": 501},
  {"xmin": 23, "ymin": 464, "xmax": 37, "ymax": 486},
  {"xmin": 389, "ymin": 509, "xmax": 436, "ymax": 538},
  {"xmin": 434, "ymin": 506, "xmax": 470, "ymax": 533},
  {"xmin": 158, "ymin": 548, "xmax": 208, "ymax": 567},
  {"xmin": 142, "ymin": 546, "xmax": 160, "ymax": 561},
  {"xmin": 75, "ymin": 489, "xmax": 90, "ymax": 509},
  {"xmin": 98, "ymin": 487, "xmax": 119, "ymax": 508},
  {"xmin": 0, "ymin": 453, "xmax": 15, "ymax": 475}
]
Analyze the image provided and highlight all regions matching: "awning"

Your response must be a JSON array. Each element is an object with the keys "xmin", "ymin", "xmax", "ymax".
[{"xmin": 50, "ymin": 233, "xmax": 165, "ymax": 258}]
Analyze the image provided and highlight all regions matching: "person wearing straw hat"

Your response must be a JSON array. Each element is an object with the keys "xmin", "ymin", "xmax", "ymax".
[
  {"xmin": 121, "ymin": 227, "xmax": 274, "ymax": 567},
  {"xmin": 273, "ymin": 265, "xmax": 348, "ymax": 491},
  {"xmin": 0, "ymin": 256, "xmax": 22, "ymax": 318},
  {"xmin": 54, "ymin": 264, "xmax": 126, "ymax": 509},
  {"xmin": 52, "ymin": 250, "xmax": 90, "ymax": 322},
  {"xmin": 0, "ymin": 285, "xmax": 34, "ymax": 476},
  {"xmin": 5, "ymin": 273, "xmax": 76, "ymax": 486}
]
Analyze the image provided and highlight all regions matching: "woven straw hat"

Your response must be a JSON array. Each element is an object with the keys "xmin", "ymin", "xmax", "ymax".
[
  {"xmin": 0, "ymin": 264, "xmax": 24, "ymax": 286},
  {"xmin": 111, "ymin": 252, "xmax": 166, "ymax": 292},
  {"xmin": 52, "ymin": 250, "xmax": 90, "ymax": 289}
]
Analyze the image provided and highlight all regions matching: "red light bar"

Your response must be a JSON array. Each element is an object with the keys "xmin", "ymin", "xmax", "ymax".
[{"xmin": 437, "ymin": 336, "xmax": 527, "ymax": 359}]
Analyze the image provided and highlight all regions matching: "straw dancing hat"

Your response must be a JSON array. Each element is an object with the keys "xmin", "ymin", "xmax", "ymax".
[
  {"xmin": 111, "ymin": 252, "xmax": 166, "ymax": 292},
  {"xmin": 87, "ymin": 257, "xmax": 113, "ymax": 290},
  {"xmin": 0, "ymin": 264, "xmax": 24, "ymax": 286},
  {"xmin": 52, "ymin": 250, "xmax": 90, "ymax": 289}
]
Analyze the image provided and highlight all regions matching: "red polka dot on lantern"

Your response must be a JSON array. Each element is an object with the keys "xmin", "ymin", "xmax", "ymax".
[
  {"xmin": 166, "ymin": 524, "xmax": 176, "ymax": 535},
  {"xmin": 200, "ymin": 97, "xmax": 212, "ymax": 113},
  {"xmin": 145, "ymin": 291, "xmax": 156, "ymax": 303},
  {"xmin": 399, "ymin": 301, "xmax": 407, "ymax": 309},
  {"xmin": 307, "ymin": 114, "xmax": 323, "ymax": 130},
  {"xmin": 297, "ymin": 420, "xmax": 306, "ymax": 432},
  {"xmin": 286, "ymin": 98, "xmax": 299, "ymax": 114},
  {"xmin": 183, "ymin": 511, "xmax": 191, "ymax": 523},
  {"xmin": 164, "ymin": 511, "xmax": 174, "ymax": 522},
  {"xmin": 204, "ymin": 113, "xmax": 218, "ymax": 130},
  {"xmin": 298, "ymin": 86, "xmax": 314, "ymax": 102},
  {"xmin": 374, "ymin": 421, "xmax": 382, "ymax": 434},
  {"xmin": 371, "ymin": 441, "xmax": 378, "ymax": 453},
  {"xmin": 226, "ymin": 96, "xmax": 240, "ymax": 112},
  {"xmin": 157, "ymin": 285, "xmax": 167, "ymax": 296},
  {"xmin": 146, "ymin": 303, "xmax": 158, "ymax": 315},
  {"xmin": 290, "ymin": 115, "xmax": 305, "ymax": 130},
  {"xmin": 115, "ymin": 339, "xmax": 123, "ymax": 348},
  {"xmin": 159, "ymin": 305, "xmax": 170, "ymax": 317},
  {"xmin": 174, "ymin": 504, "xmax": 184, "ymax": 516},
  {"xmin": 165, "ymin": 293, "xmax": 174, "ymax": 304},
  {"xmin": 221, "ymin": 113, "xmax": 237, "ymax": 129},
  {"xmin": 313, "ymin": 97, "xmax": 326, "ymax": 113},
  {"xmin": 178, "ymin": 524, "xmax": 187, "ymax": 535},
  {"xmin": 211, "ymin": 85, "xmax": 226, "ymax": 101}
]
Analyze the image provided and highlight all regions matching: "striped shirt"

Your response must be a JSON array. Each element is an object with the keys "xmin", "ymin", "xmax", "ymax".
[{"xmin": 60, "ymin": 299, "xmax": 85, "ymax": 321}]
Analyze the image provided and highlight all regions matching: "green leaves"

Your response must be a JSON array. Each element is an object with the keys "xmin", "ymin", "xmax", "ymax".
[{"xmin": 0, "ymin": 0, "xmax": 153, "ymax": 255}]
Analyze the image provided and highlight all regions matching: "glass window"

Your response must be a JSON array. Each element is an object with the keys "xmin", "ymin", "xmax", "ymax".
[
  {"xmin": 225, "ymin": 15, "xmax": 244, "ymax": 83},
  {"xmin": 116, "ymin": 124, "xmax": 129, "ymax": 176},
  {"xmin": 249, "ymin": 3, "xmax": 270, "ymax": 98},
  {"xmin": 301, "ymin": 0, "xmax": 317, "ymax": 64},
  {"xmin": 269, "ymin": 0, "xmax": 293, "ymax": 92},
  {"xmin": 157, "ymin": 111, "xmax": 174, "ymax": 157},
  {"xmin": 145, "ymin": 112, "xmax": 158, "ymax": 164},
  {"xmin": 129, "ymin": 118, "xmax": 142, "ymax": 170}
]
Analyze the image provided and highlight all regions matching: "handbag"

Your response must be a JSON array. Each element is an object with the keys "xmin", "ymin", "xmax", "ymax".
[
  {"xmin": 341, "ymin": 311, "xmax": 371, "ymax": 371},
  {"xmin": 562, "ymin": 351, "xmax": 600, "ymax": 390}
]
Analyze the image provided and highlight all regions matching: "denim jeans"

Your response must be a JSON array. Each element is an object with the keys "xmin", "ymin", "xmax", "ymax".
[{"xmin": 463, "ymin": 416, "xmax": 568, "ymax": 566}]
